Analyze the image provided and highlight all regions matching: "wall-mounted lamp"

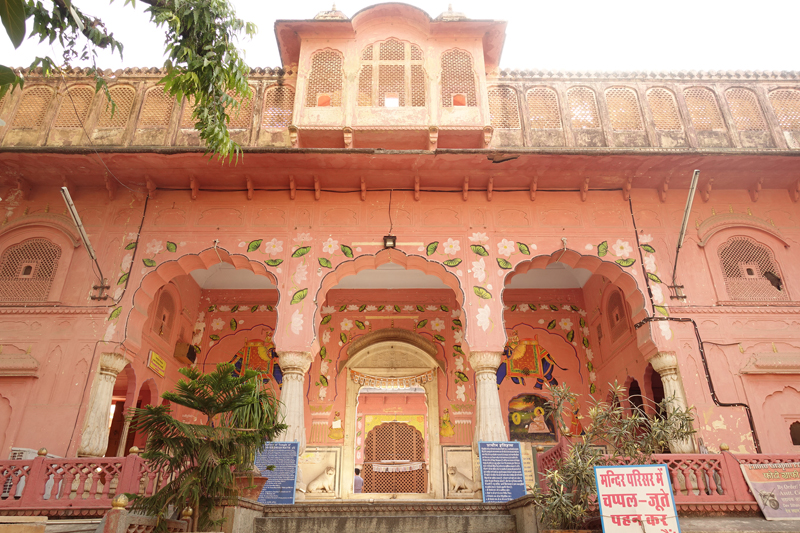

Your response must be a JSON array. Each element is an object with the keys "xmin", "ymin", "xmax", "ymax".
[{"xmin": 383, "ymin": 235, "xmax": 397, "ymax": 249}]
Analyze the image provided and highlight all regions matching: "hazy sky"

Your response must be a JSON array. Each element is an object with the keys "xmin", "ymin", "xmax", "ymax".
[{"xmin": 3, "ymin": 1, "xmax": 799, "ymax": 72}]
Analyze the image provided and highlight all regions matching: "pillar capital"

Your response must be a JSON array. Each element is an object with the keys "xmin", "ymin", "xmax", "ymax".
[
  {"xmin": 649, "ymin": 351, "xmax": 678, "ymax": 376},
  {"xmin": 78, "ymin": 353, "xmax": 128, "ymax": 457},
  {"xmin": 468, "ymin": 350, "xmax": 502, "ymax": 373},
  {"xmin": 99, "ymin": 352, "xmax": 128, "ymax": 377},
  {"xmin": 277, "ymin": 350, "xmax": 313, "ymax": 374}
]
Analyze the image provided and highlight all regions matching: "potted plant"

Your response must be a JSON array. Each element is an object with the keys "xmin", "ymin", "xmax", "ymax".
[
  {"xmin": 128, "ymin": 362, "xmax": 286, "ymax": 532},
  {"xmin": 534, "ymin": 382, "xmax": 695, "ymax": 532}
]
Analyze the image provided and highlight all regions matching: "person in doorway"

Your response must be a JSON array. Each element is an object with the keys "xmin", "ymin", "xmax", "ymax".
[{"xmin": 354, "ymin": 468, "xmax": 364, "ymax": 493}]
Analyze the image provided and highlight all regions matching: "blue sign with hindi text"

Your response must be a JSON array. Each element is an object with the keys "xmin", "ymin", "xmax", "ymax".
[
  {"xmin": 478, "ymin": 441, "xmax": 527, "ymax": 503},
  {"xmin": 255, "ymin": 442, "xmax": 299, "ymax": 505}
]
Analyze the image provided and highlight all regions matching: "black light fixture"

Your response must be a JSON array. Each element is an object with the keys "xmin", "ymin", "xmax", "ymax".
[
  {"xmin": 383, "ymin": 189, "xmax": 396, "ymax": 249},
  {"xmin": 383, "ymin": 235, "xmax": 396, "ymax": 249}
]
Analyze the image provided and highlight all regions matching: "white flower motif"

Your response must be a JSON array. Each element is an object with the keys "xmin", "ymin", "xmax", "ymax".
[
  {"xmin": 472, "ymin": 258, "xmax": 486, "ymax": 283},
  {"xmin": 658, "ymin": 321, "xmax": 673, "ymax": 340},
  {"xmin": 651, "ymin": 285, "xmax": 665, "ymax": 304},
  {"xmin": 113, "ymin": 287, "xmax": 123, "ymax": 300},
  {"xmin": 146, "ymin": 239, "xmax": 164, "ymax": 254},
  {"xmin": 454, "ymin": 356, "xmax": 464, "ymax": 372},
  {"xmin": 443, "ymin": 238, "xmax": 461, "ymax": 255},
  {"xmin": 582, "ymin": 327, "xmax": 590, "ymax": 336},
  {"xmin": 538, "ymin": 319, "xmax": 545, "ymax": 324},
  {"xmin": 418, "ymin": 246, "xmax": 425, "ymax": 252},
  {"xmin": 476, "ymin": 305, "xmax": 491, "ymax": 332},
  {"xmin": 322, "ymin": 238, "xmax": 338, "ymax": 254},
  {"xmin": 639, "ymin": 234, "xmax": 654, "ymax": 244},
  {"xmin": 456, "ymin": 269, "xmax": 463, "ymax": 277},
  {"xmin": 559, "ymin": 317, "xmax": 573, "ymax": 331},
  {"xmin": 578, "ymin": 309, "xmax": 587, "ymax": 317},
  {"xmin": 294, "ymin": 263, "xmax": 308, "ymax": 283},
  {"xmin": 562, "ymin": 305, "xmax": 572, "ymax": 311},
  {"xmin": 322, "ymin": 330, "xmax": 331, "ymax": 344},
  {"xmin": 322, "ymin": 305, "xmax": 336, "ymax": 314},
  {"xmin": 497, "ymin": 238, "xmax": 514, "ymax": 257},
  {"xmin": 258, "ymin": 305, "xmax": 268, "ymax": 312},
  {"xmin": 366, "ymin": 305, "xmax": 378, "ymax": 311},
  {"xmin": 320, "ymin": 360, "xmax": 329, "ymax": 375},
  {"xmin": 426, "ymin": 305, "xmax": 438, "ymax": 311},
  {"xmin": 104, "ymin": 322, "xmax": 116, "ymax": 342},
  {"xmin": 126, "ymin": 232, "xmax": 139, "ymax": 241},
  {"xmin": 211, "ymin": 318, "xmax": 225, "ymax": 331},
  {"xmin": 611, "ymin": 239, "xmax": 633, "ymax": 259},
  {"xmin": 589, "ymin": 371, "xmax": 597, "ymax": 382},
  {"xmin": 219, "ymin": 305, "xmax": 231, "ymax": 312},
  {"xmin": 294, "ymin": 232, "xmax": 311, "ymax": 243},
  {"xmin": 197, "ymin": 311, "xmax": 205, "ymax": 322},
  {"xmin": 318, "ymin": 387, "xmax": 327, "ymax": 400},
  {"xmin": 347, "ymin": 304, "xmax": 359, "ymax": 311},
  {"xmin": 356, "ymin": 247, "xmax": 362, "ymax": 252},
  {"xmin": 519, "ymin": 303, "xmax": 530, "ymax": 312},
  {"xmin": 290, "ymin": 309, "xmax": 303, "ymax": 334},
  {"xmin": 384, "ymin": 304, "xmax": 394, "ymax": 311},
  {"xmin": 530, "ymin": 244, "xmax": 538, "ymax": 250},
  {"xmin": 264, "ymin": 238, "xmax": 283, "ymax": 255},
  {"xmin": 121, "ymin": 253, "xmax": 133, "ymax": 272},
  {"xmin": 403, "ymin": 305, "xmax": 415, "ymax": 312},
  {"xmin": 453, "ymin": 329, "xmax": 463, "ymax": 344},
  {"xmin": 431, "ymin": 318, "xmax": 445, "ymax": 332},
  {"xmin": 585, "ymin": 348, "xmax": 594, "ymax": 361},
  {"xmin": 585, "ymin": 244, "xmax": 594, "ymax": 251},
  {"xmin": 209, "ymin": 341, "xmax": 216, "ymax": 347},
  {"xmin": 452, "ymin": 308, "xmax": 461, "ymax": 318},
  {"xmin": 340, "ymin": 318, "xmax": 354, "ymax": 331},
  {"xmin": 238, "ymin": 241, "xmax": 246, "ymax": 248},
  {"xmin": 487, "ymin": 284, "xmax": 493, "ymax": 290},
  {"xmin": 497, "ymin": 269, "xmax": 504, "ymax": 277},
  {"xmin": 468, "ymin": 232, "xmax": 487, "ymax": 243},
  {"xmin": 644, "ymin": 255, "xmax": 657, "ymax": 273},
  {"xmin": 456, "ymin": 384, "xmax": 466, "ymax": 402}
]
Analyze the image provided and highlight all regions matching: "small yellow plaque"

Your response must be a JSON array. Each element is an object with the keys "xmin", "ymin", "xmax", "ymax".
[{"xmin": 147, "ymin": 350, "xmax": 166, "ymax": 378}]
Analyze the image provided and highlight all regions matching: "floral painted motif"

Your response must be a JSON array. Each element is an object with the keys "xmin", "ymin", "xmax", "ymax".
[
  {"xmin": 146, "ymin": 239, "xmax": 164, "ymax": 255},
  {"xmin": 468, "ymin": 232, "xmax": 488, "ymax": 243},
  {"xmin": 558, "ymin": 317, "xmax": 573, "ymax": 331},
  {"xmin": 456, "ymin": 384, "xmax": 466, "ymax": 402},
  {"xmin": 211, "ymin": 318, "xmax": 225, "ymax": 331},
  {"xmin": 497, "ymin": 239, "xmax": 515, "ymax": 257},
  {"xmin": 431, "ymin": 318, "xmax": 445, "ymax": 332},
  {"xmin": 443, "ymin": 238, "xmax": 461, "ymax": 255},
  {"xmin": 264, "ymin": 238, "xmax": 283, "ymax": 255},
  {"xmin": 290, "ymin": 309, "xmax": 304, "ymax": 334},
  {"xmin": 472, "ymin": 258, "xmax": 487, "ymax": 283},
  {"xmin": 476, "ymin": 305, "xmax": 492, "ymax": 332},
  {"xmin": 611, "ymin": 239, "xmax": 633, "ymax": 259},
  {"xmin": 340, "ymin": 318, "xmax": 354, "ymax": 331},
  {"xmin": 322, "ymin": 238, "xmax": 338, "ymax": 254}
]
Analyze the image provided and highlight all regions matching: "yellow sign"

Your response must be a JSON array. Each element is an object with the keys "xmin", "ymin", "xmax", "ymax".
[{"xmin": 147, "ymin": 351, "xmax": 166, "ymax": 378}]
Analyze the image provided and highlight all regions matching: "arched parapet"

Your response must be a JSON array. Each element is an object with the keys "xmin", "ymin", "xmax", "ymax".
[
  {"xmin": 0, "ymin": 213, "xmax": 82, "ymax": 248},
  {"xmin": 697, "ymin": 213, "xmax": 788, "ymax": 248}
]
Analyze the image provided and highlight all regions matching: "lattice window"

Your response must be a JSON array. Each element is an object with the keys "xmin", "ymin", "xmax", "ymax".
[
  {"xmin": 410, "ymin": 45, "xmax": 423, "ymax": 61},
  {"xmin": 262, "ymin": 86, "xmax": 294, "ymax": 128},
  {"xmin": 138, "ymin": 87, "xmax": 174, "ymax": 128},
  {"xmin": 646, "ymin": 88, "xmax": 682, "ymax": 131},
  {"xmin": 488, "ymin": 87, "xmax": 520, "ymax": 129},
  {"xmin": 379, "ymin": 39, "xmax": 405, "ymax": 61},
  {"xmin": 718, "ymin": 236, "xmax": 788, "ymax": 302},
  {"xmin": 410, "ymin": 65, "xmax": 426, "ymax": 107},
  {"xmin": 768, "ymin": 89, "xmax": 800, "ymax": 131},
  {"xmin": 97, "ymin": 86, "xmax": 135, "ymax": 129},
  {"xmin": 227, "ymin": 88, "xmax": 254, "ymax": 129},
  {"xmin": 726, "ymin": 88, "xmax": 767, "ymax": 131},
  {"xmin": 305, "ymin": 49, "xmax": 343, "ymax": 107},
  {"xmin": 361, "ymin": 45, "xmax": 373, "ymax": 61},
  {"xmin": 683, "ymin": 87, "xmax": 724, "ymax": 131},
  {"xmin": 0, "ymin": 238, "xmax": 61, "ymax": 302},
  {"xmin": 605, "ymin": 87, "xmax": 643, "ymax": 131},
  {"xmin": 379, "ymin": 64, "xmax": 405, "ymax": 107},
  {"xmin": 53, "ymin": 86, "xmax": 94, "ymax": 129},
  {"xmin": 358, "ymin": 65, "xmax": 373, "ymax": 107},
  {"xmin": 152, "ymin": 290, "xmax": 176, "ymax": 338},
  {"xmin": 441, "ymin": 49, "xmax": 477, "ymax": 107},
  {"xmin": 11, "ymin": 86, "xmax": 54, "ymax": 129},
  {"xmin": 358, "ymin": 39, "xmax": 425, "ymax": 108},
  {"xmin": 606, "ymin": 290, "xmax": 630, "ymax": 342},
  {"xmin": 180, "ymin": 97, "xmax": 197, "ymax": 129},
  {"xmin": 527, "ymin": 87, "xmax": 562, "ymax": 130},
  {"xmin": 363, "ymin": 422, "xmax": 427, "ymax": 494},
  {"xmin": 567, "ymin": 87, "xmax": 600, "ymax": 128}
]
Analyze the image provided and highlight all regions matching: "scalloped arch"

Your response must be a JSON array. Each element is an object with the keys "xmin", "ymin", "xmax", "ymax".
[
  {"xmin": 697, "ymin": 213, "xmax": 789, "ymax": 248},
  {"xmin": 0, "ymin": 214, "xmax": 82, "ymax": 248},
  {"xmin": 123, "ymin": 247, "xmax": 278, "ymax": 349}
]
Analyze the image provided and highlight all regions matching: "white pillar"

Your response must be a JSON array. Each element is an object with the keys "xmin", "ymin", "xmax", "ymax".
[
  {"xmin": 78, "ymin": 352, "xmax": 128, "ymax": 457},
  {"xmin": 649, "ymin": 351, "xmax": 695, "ymax": 453},
  {"xmin": 276, "ymin": 351, "xmax": 313, "ymax": 452},
  {"xmin": 468, "ymin": 351, "xmax": 508, "ymax": 447}
]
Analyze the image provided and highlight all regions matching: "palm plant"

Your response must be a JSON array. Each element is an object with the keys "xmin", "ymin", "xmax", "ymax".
[
  {"xmin": 534, "ymin": 382, "xmax": 695, "ymax": 530},
  {"xmin": 128, "ymin": 362, "xmax": 286, "ymax": 532}
]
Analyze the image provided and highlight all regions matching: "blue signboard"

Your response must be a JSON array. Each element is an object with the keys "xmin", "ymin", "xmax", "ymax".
[
  {"xmin": 478, "ymin": 441, "xmax": 527, "ymax": 503},
  {"xmin": 254, "ymin": 442, "xmax": 299, "ymax": 505}
]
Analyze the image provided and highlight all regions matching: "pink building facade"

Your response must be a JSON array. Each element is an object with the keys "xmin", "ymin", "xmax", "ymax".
[{"xmin": 1, "ymin": 3, "xmax": 799, "ymax": 500}]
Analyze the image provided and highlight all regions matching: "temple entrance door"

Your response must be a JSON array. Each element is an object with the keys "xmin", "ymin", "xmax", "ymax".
[{"xmin": 363, "ymin": 421, "xmax": 428, "ymax": 493}]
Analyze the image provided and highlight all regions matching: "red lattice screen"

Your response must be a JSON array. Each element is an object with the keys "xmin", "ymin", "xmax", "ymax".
[
  {"xmin": 718, "ymin": 236, "xmax": 788, "ymax": 302},
  {"xmin": 768, "ymin": 89, "xmax": 800, "ymax": 131},
  {"xmin": 684, "ymin": 87, "xmax": 724, "ymax": 131},
  {"xmin": 363, "ymin": 422, "xmax": 427, "ymax": 494},
  {"xmin": 441, "ymin": 49, "xmax": 477, "ymax": 107},
  {"xmin": 0, "ymin": 238, "xmax": 61, "ymax": 302},
  {"xmin": 53, "ymin": 86, "xmax": 94, "ymax": 129},
  {"xmin": 97, "ymin": 86, "xmax": 135, "ymax": 129},
  {"xmin": 725, "ymin": 88, "xmax": 767, "ymax": 131},
  {"xmin": 567, "ymin": 87, "xmax": 600, "ymax": 128},
  {"xmin": 12, "ymin": 86, "xmax": 54, "ymax": 129},
  {"xmin": 646, "ymin": 88, "xmax": 682, "ymax": 131}
]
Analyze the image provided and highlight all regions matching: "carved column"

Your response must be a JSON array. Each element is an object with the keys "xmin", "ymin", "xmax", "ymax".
[
  {"xmin": 78, "ymin": 352, "xmax": 129, "ymax": 457},
  {"xmin": 650, "ymin": 351, "xmax": 695, "ymax": 453},
  {"xmin": 275, "ymin": 351, "xmax": 313, "ymax": 453},
  {"xmin": 469, "ymin": 351, "xmax": 508, "ymax": 447}
]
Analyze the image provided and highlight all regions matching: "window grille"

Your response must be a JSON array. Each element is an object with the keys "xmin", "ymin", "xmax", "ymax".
[
  {"xmin": 262, "ymin": 86, "xmax": 294, "ymax": 128},
  {"xmin": 305, "ymin": 50, "xmax": 343, "ymax": 107},
  {"xmin": 11, "ymin": 86, "xmax": 54, "ymax": 129},
  {"xmin": 138, "ymin": 87, "xmax": 174, "ymax": 128},
  {"xmin": 361, "ymin": 45, "xmax": 373, "ymax": 61},
  {"xmin": 683, "ymin": 87, "xmax": 724, "ymax": 131},
  {"xmin": 718, "ymin": 236, "xmax": 788, "ymax": 301},
  {"xmin": 358, "ymin": 39, "xmax": 425, "ymax": 108},
  {"xmin": 226, "ymin": 88, "xmax": 254, "ymax": 129},
  {"xmin": 605, "ymin": 87, "xmax": 644, "ymax": 131},
  {"xmin": 410, "ymin": 45, "xmax": 423, "ymax": 61},
  {"xmin": 53, "ymin": 86, "xmax": 94, "ymax": 129},
  {"xmin": 379, "ymin": 39, "xmax": 405, "ymax": 61},
  {"xmin": 441, "ymin": 49, "xmax": 477, "ymax": 107},
  {"xmin": 646, "ymin": 88, "xmax": 682, "ymax": 131},
  {"xmin": 358, "ymin": 65, "xmax": 374, "ymax": 107},
  {"xmin": 567, "ymin": 87, "xmax": 600, "ymax": 128},
  {"xmin": 768, "ymin": 89, "xmax": 800, "ymax": 131},
  {"xmin": 527, "ymin": 87, "xmax": 562, "ymax": 130},
  {"xmin": 488, "ymin": 87, "xmax": 520, "ymax": 129},
  {"xmin": 97, "ymin": 86, "xmax": 135, "ymax": 129},
  {"xmin": 0, "ymin": 238, "xmax": 61, "ymax": 302},
  {"xmin": 362, "ymin": 422, "xmax": 427, "ymax": 494},
  {"xmin": 725, "ymin": 88, "xmax": 767, "ymax": 131},
  {"xmin": 606, "ymin": 290, "xmax": 629, "ymax": 342},
  {"xmin": 379, "ymin": 64, "xmax": 406, "ymax": 107},
  {"xmin": 410, "ymin": 65, "xmax": 426, "ymax": 107},
  {"xmin": 180, "ymin": 97, "xmax": 197, "ymax": 129}
]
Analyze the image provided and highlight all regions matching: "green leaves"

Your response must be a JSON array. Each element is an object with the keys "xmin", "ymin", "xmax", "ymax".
[
  {"xmin": 250, "ymin": 305, "xmax": 258, "ymax": 313},
  {"xmin": 166, "ymin": 241, "xmax": 178, "ymax": 253},
  {"xmin": 1, "ymin": 0, "xmax": 27, "ymax": 48},
  {"xmin": 319, "ymin": 375, "xmax": 328, "ymax": 387},
  {"xmin": 455, "ymin": 372, "xmax": 469, "ymax": 382},
  {"xmin": 318, "ymin": 257, "xmax": 332, "ymax": 268},
  {"xmin": 426, "ymin": 242, "xmax": 439, "ymax": 256},
  {"xmin": 434, "ymin": 334, "xmax": 446, "ymax": 342},
  {"xmin": 597, "ymin": 241, "xmax": 608, "ymax": 257},
  {"xmin": 566, "ymin": 330, "xmax": 575, "ymax": 342},
  {"xmin": 473, "ymin": 286, "xmax": 492, "ymax": 299},
  {"xmin": 108, "ymin": 307, "xmax": 122, "ymax": 321},
  {"xmin": 143, "ymin": 258, "xmax": 157, "ymax": 267},
  {"xmin": 355, "ymin": 320, "xmax": 365, "ymax": 330},
  {"xmin": 517, "ymin": 242, "xmax": 530, "ymax": 255},
  {"xmin": 290, "ymin": 288, "xmax": 308, "ymax": 305},
  {"xmin": 209, "ymin": 334, "xmax": 220, "ymax": 341},
  {"xmin": 320, "ymin": 346, "xmax": 327, "ymax": 358},
  {"xmin": 417, "ymin": 319, "xmax": 428, "ymax": 329},
  {"xmin": 647, "ymin": 272, "xmax": 663, "ymax": 284},
  {"xmin": 615, "ymin": 258, "xmax": 636, "ymax": 267},
  {"xmin": 453, "ymin": 319, "xmax": 462, "ymax": 327},
  {"xmin": 340, "ymin": 332, "xmax": 348, "ymax": 344},
  {"xmin": 292, "ymin": 246, "xmax": 311, "ymax": 258},
  {"xmin": 470, "ymin": 244, "xmax": 489, "ymax": 256},
  {"xmin": 497, "ymin": 258, "xmax": 513, "ymax": 269},
  {"xmin": 416, "ymin": 304, "xmax": 424, "ymax": 312},
  {"xmin": 229, "ymin": 318, "xmax": 237, "ymax": 331},
  {"xmin": 208, "ymin": 304, "xmax": 216, "ymax": 312},
  {"xmin": 265, "ymin": 259, "xmax": 283, "ymax": 267},
  {"xmin": 582, "ymin": 337, "xmax": 590, "ymax": 348},
  {"xmin": 443, "ymin": 258, "xmax": 462, "ymax": 267},
  {"xmin": 340, "ymin": 244, "xmax": 354, "ymax": 258},
  {"xmin": 640, "ymin": 244, "xmax": 656, "ymax": 253},
  {"xmin": 124, "ymin": 241, "xmax": 137, "ymax": 250},
  {"xmin": 321, "ymin": 315, "xmax": 332, "ymax": 325},
  {"xmin": 654, "ymin": 305, "xmax": 669, "ymax": 317},
  {"xmin": 231, "ymin": 305, "xmax": 239, "ymax": 313},
  {"xmin": 547, "ymin": 320, "xmax": 557, "ymax": 330},
  {"xmin": 117, "ymin": 273, "xmax": 129, "ymax": 285},
  {"xmin": 453, "ymin": 345, "xmax": 464, "ymax": 355},
  {"xmin": 246, "ymin": 239, "xmax": 262, "ymax": 252}
]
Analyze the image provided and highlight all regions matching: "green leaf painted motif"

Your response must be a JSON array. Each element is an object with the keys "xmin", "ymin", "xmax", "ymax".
[
  {"xmin": 340, "ymin": 244, "xmax": 354, "ymax": 258},
  {"xmin": 142, "ymin": 258, "xmax": 157, "ymax": 267},
  {"xmin": 416, "ymin": 304, "xmax": 425, "ymax": 312},
  {"xmin": 443, "ymin": 258, "xmax": 462, "ymax": 267},
  {"xmin": 359, "ymin": 304, "xmax": 366, "ymax": 312},
  {"xmin": 230, "ymin": 318, "xmax": 237, "ymax": 331},
  {"xmin": 510, "ymin": 304, "xmax": 517, "ymax": 312},
  {"xmin": 547, "ymin": 320, "xmax": 557, "ymax": 330},
  {"xmin": 571, "ymin": 305, "xmax": 580, "ymax": 312},
  {"xmin": 654, "ymin": 305, "xmax": 669, "ymax": 317},
  {"xmin": 340, "ymin": 332, "xmax": 348, "ymax": 344},
  {"xmin": 549, "ymin": 304, "xmax": 559, "ymax": 311},
  {"xmin": 319, "ymin": 375, "xmax": 328, "ymax": 386},
  {"xmin": 587, "ymin": 361, "xmax": 594, "ymax": 372},
  {"xmin": 615, "ymin": 258, "xmax": 636, "ymax": 267},
  {"xmin": 453, "ymin": 319, "xmax": 462, "ymax": 327},
  {"xmin": 455, "ymin": 372, "xmax": 469, "ymax": 382},
  {"xmin": 321, "ymin": 315, "xmax": 332, "ymax": 325},
  {"xmin": 567, "ymin": 330, "xmax": 575, "ymax": 342},
  {"xmin": 473, "ymin": 286, "xmax": 492, "ymax": 299},
  {"xmin": 250, "ymin": 305, "xmax": 258, "ymax": 313},
  {"xmin": 417, "ymin": 319, "xmax": 428, "ymax": 329},
  {"xmin": 340, "ymin": 305, "xmax": 348, "ymax": 312},
  {"xmin": 440, "ymin": 305, "xmax": 449, "ymax": 312},
  {"xmin": 647, "ymin": 272, "xmax": 664, "ymax": 284},
  {"xmin": 355, "ymin": 320, "xmax": 365, "ymax": 330},
  {"xmin": 292, "ymin": 246, "xmax": 311, "ymax": 258},
  {"xmin": 517, "ymin": 242, "xmax": 530, "ymax": 255},
  {"xmin": 209, "ymin": 334, "xmax": 220, "ymax": 341},
  {"xmin": 597, "ymin": 241, "xmax": 608, "ymax": 257},
  {"xmin": 290, "ymin": 289, "xmax": 308, "ymax": 305},
  {"xmin": 193, "ymin": 345, "xmax": 202, "ymax": 355},
  {"xmin": 582, "ymin": 337, "xmax": 590, "ymax": 348},
  {"xmin": 434, "ymin": 334, "xmax": 446, "ymax": 342},
  {"xmin": 528, "ymin": 304, "xmax": 537, "ymax": 311},
  {"xmin": 247, "ymin": 239, "xmax": 262, "ymax": 253},
  {"xmin": 231, "ymin": 305, "xmax": 239, "ymax": 313},
  {"xmin": 470, "ymin": 244, "xmax": 489, "ymax": 256},
  {"xmin": 497, "ymin": 258, "xmax": 513, "ymax": 269},
  {"xmin": 208, "ymin": 305, "xmax": 216, "ymax": 312},
  {"xmin": 590, "ymin": 383, "xmax": 597, "ymax": 394},
  {"xmin": 318, "ymin": 257, "xmax": 333, "ymax": 268},
  {"xmin": 394, "ymin": 305, "xmax": 401, "ymax": 313},
  {"xmin": 320, "ymin": 347, "xmax": 327, "ymax": 358},
  {"xmin": 377, "ymin": 305, "xmax": 385, "ymax": 311},
  {"xmin": 166, "ymin": 241, "xmax": 178, "ymax": 253},
  {"xmin": 266, "ymin": 305, "xmax": 274, "ymax": 312},
  {"xmin": 426, "ymin": 242, "xmax": 439, "ymax": 256},
  {"xmin": 125, "ymin": 242, "xmax": 137, "ymax": 250},
  {"xmin": 580, "ymin": 317, "xmax": 586, "ymax": 328},
  {"xmin": 117, "ymin": 273, "xmax": 129, "ymax": 285},
  {"xmin": 640, "ymin": 244, "xmax": 656, "ymax": 254},
  {"xmin": 454, "ymin": 345, "xmax": 464, "ymax": 355},
  {"xmin": 266, "ymin": 259, "xmax": 284, "ymax": 267},
  {"xmin": 108, "ymin": 307, "xmax": 122, "ymax": 321}
]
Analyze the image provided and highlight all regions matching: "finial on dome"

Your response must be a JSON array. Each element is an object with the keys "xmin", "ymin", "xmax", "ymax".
[
  {"xmin": 314, "ymin": 4, "xmax": 348, "ymax": 20},
  {"xmin": 436, "ymin": 4, "xmax": 467, "ymax": 21}
]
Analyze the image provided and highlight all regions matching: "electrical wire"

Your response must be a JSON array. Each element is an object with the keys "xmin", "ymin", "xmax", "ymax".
[{"xmin": 388, "ymin": 189, "xmax": 394, "ymax": 235}]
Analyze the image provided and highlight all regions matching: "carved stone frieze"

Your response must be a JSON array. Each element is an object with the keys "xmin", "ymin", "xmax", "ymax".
[{"xmin": 740, "ymin": 353, "xmax": 800, "ymax": 374}]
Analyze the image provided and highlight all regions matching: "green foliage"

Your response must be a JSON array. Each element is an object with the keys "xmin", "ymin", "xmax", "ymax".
[
  {"xmin": 128, "ymin": 363, "xmax": 285, "ymax": 532},
  {"xmin": 533, "ymin": 382, "xmax": 695, "ymax": 530}
]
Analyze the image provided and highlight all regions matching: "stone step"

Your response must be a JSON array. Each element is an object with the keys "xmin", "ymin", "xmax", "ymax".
[{"xmin": 254, "ymin": 514, "xmax": 516, "ymax": 533}]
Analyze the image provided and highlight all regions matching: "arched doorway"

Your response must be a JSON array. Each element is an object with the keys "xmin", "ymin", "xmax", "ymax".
[
  {"xmin": 363, "ymin": 421, "xmax": 427, "ymax": 493},
  {"xmin": 105, "ymin": 364, "xmax": 135, "ymax": 456}
]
